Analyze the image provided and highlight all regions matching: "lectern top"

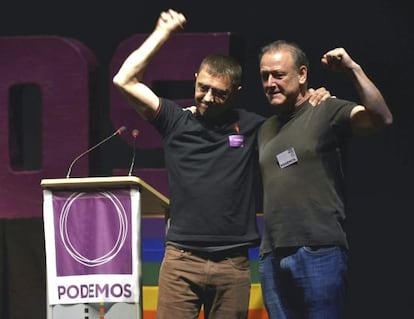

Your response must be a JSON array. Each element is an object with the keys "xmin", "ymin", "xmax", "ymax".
[{"xmin": 40, "ymin": 176, "xmax": 169, "ymax": 216}]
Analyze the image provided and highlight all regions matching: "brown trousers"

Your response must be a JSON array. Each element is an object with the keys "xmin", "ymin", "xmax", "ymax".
[{"xmin": 156, "ymin": 245, "xmax": 251, "ymax": 319}]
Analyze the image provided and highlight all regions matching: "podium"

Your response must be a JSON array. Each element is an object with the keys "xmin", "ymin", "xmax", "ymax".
[{"xmin": 40, "ymin": 176, "xmax": 169, "ymax": 319}]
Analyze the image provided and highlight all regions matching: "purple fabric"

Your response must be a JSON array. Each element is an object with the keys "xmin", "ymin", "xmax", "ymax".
[{"xmin": 52, "ymin": 189, "xmax": 132, "ymax": 276}]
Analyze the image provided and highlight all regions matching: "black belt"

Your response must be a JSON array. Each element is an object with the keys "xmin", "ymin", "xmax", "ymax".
[
  {"xmin": 188, "ymin": 247, "xmax": 248, "ymax": 261},
  {"xmin": 273, "ymin": 247, "xmax": 300, "ymax": 257},
  {"xmin": 274, "ymin": 245, "xmax": 336, "ymax": 257}
]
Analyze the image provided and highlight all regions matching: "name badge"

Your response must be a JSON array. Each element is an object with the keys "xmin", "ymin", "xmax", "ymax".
[
  {"xmin": 276, "ymin": 147, "xmax": 298, "ymax": 168},
  {"xmin": 228, "ymin": 135, "xmax": 244, "ymax": 148}
]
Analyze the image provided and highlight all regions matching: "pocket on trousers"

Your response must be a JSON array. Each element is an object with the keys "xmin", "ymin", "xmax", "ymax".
[
  {"xmin": 164, "ymin": 245, "xmax": 189, "ymax": 261},
  {"xmin": 227, "ymin": 255, "xmax": 250, "ymax": 271}
]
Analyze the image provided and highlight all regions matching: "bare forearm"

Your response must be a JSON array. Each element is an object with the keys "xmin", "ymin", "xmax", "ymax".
[
  {"xmin": 113, "ymin": 28, "xmax": 171, "ymax": 86},
  {"xmin": 112, "ymin": 9, "xmax": 187, "ymax": 119},
  {"xmin": 114, "ymin": 9, "xmax": 185, "ymax": 86},
  {"xmin": 322, "ymin": 48, "xmax": 393, "ymax": 132},
  {"xmin": 349, "ymin": 63, "xmax": 393, "ymax": 126}
]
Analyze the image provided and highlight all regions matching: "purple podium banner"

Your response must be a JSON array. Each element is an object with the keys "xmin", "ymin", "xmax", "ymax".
[{"xmin": 43, "ymin": 188, "xmax": 141, "ymax": 305}]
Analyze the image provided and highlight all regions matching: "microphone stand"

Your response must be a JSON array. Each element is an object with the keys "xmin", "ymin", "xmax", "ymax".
[
  {"xmin": 66, "ymin": 126, "xmax": 126, "ymax": 178},
  {"xmin": 128, "ymin": 129, "xmax": 140, "ymax": 176}
]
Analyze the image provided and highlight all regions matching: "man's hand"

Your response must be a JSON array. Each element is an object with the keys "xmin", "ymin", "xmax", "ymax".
[
  {"xmin": 183, "ymin": 105, "xmax": 197, "ymax": 114},
  {"xmin": 308, "ymin": 87, "xmax": 334, "ymax": 106},
  {"xmin": 156, "ymin": 9, "xmax": 187, "ymax": 34},
  {"xmin": 321, "ymin": 47, "xmax": 357, "ymax": 72}
]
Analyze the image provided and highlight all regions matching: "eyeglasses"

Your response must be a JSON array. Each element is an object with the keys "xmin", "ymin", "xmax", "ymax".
[{"xmin": 196, "ymin": 84, "xmax": 230, "ymax": 101}]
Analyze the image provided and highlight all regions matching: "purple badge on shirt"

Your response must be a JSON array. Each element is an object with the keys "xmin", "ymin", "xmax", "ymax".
[{"xmin": 228, "ymin": 134, "xmax": 244, "ymax": 148}]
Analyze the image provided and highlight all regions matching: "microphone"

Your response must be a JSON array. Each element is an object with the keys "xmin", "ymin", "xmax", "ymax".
[
  {"xmin": 66, "ymin": 126, "xmax": 126, "ymax": 178},
  {"xmin": 128, "ymin": 129, "xmax": 140, "ymax": 176}
]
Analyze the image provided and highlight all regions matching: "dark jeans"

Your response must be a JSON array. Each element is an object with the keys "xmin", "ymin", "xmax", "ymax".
[
  {"xmin": 157, "ymin": 245, "xmax": 251, "ymax": 319},
  {"xmin": 259, "ymin": 246, "xmax": 348, "ymax": 319}
]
